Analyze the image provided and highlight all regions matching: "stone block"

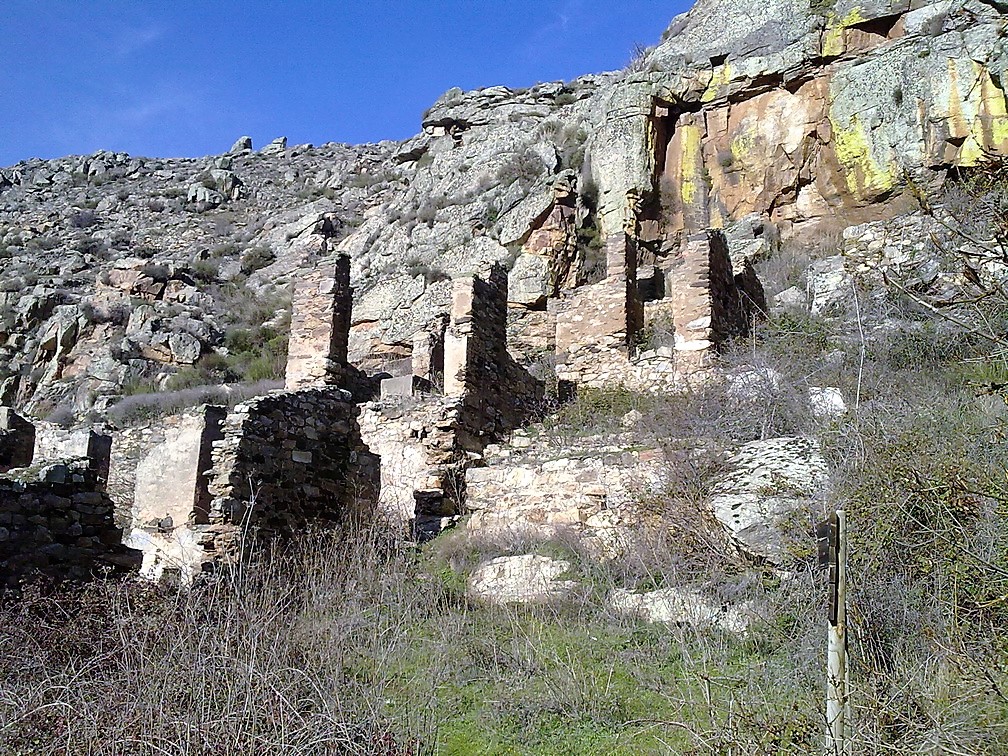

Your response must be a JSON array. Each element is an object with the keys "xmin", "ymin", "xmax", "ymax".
[
  {"xmin": 33, "ymin": 424, "xmax": 113, "ymax": 485},
  {"xmin": 0, "ymin": 407, "xmax": 35, "ymax": 473},
  {"xmin": 380, "ymin": 374, "xmax": 431, "ymax": 399}
]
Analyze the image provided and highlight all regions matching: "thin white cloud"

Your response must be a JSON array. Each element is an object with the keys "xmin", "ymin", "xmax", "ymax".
[
  {"xmin": 521, "ymin": 0, "xmax": 588, "ymax": 66},
  {"xmin": 47, "ymin": 79, "xmax": 209, "ymax": 157},
  {"xmin": 113, "ymin": 24, "xmax": 165, "ymax": 57}
]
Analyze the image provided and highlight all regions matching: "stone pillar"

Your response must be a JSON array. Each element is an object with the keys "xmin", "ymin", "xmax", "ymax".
[
  {"xmin": 0, "ymin": 407, "xmax": 35, "ymax": 473},
  {"xmin": 668, "ymin": 229, "xmax": 764, "ymax": 374},
  {"xmin": 443, "ymin": 277, "xmax": 477, "ymax": 398},
  {"xmin": 411, "ymin": 317, "xmax": 446, "ymax": 383},
  {"xmin": 443, "ymin": 264, "xmax": 543, "ymax": 431},
  {"xmin": 285, "ymin": 249, "xmax": 352, "ymax": 391},
  {"xmin": 443, "ymin": 264, "xmax": 513, "ymax": 398}
]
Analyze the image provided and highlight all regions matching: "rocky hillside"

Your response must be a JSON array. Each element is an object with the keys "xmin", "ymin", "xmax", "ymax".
[{"xmin": 2, "ymin": 0, "xmax": 1006, "ymax": 427}]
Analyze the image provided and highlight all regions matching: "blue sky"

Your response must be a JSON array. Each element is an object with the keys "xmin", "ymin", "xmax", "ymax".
[{"xmin": 0, "ymin": 1, "xmax": 692, "ymax": 166}]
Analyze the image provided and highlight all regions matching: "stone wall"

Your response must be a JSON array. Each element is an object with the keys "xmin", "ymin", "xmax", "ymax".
[
  {"xmin": 411, "ymin": 316, "xmax": 446, "ymax": 383},
  {"xmin": 556, "ymin": 234, "xmax": 666, "ymax": 389},
  {"xmin": 130, "ymin": 406, "xmax": 224, "ymax": 529},
  {"xmin": 358, "ymin": 398, "xmax": 464, "ymax": 535},
  {"xmin": 555, "ymin": 228, "xmax": 765, "ymax": 390},
  {"xmin": 465, "ymin": 434, "xmax": 676, "ymax": 559},
  {"xmin": 0, "ymin": 407, "xmax": 35, "ymax": 473},
  {"xmin": 285, "ymin": 246, "xmax": 377, "ymax": 399},
  {"xmin": 0, "ymin": 460, "xmax": 140, "ymax": 588},
  {"xmin": 122, "ymin": 406, "xmax": 225, "ymax": 582},
  {"xmin": 202, "ymin": 387, "xmax": 379, "ymax": 562},
  {"xmin": 444, "ymin": 264, "xmax": 544, "ymax": 440},
  {"xmin": 107, "ymin": 411, "xmax": 213, "ymax": 528},
  {"xmin": 32, "ymin": 422, "xmax": 113, "ymax": 486},
  {"xmin": 358, "ymin": 266, "xmax": 545, "ymax": 539}
]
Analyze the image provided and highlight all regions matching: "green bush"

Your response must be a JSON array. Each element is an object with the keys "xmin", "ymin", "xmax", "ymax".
[
  {"xmin": 239, "ymin": 245, "xmax": 276, "ymax": 275},
  {"xmin": 191, "ymin": 258, "xmax": 219, "ymax": 283},
  {"xmin": 224, "ymin": 324, "xmax": 289, "ymax": 383}
]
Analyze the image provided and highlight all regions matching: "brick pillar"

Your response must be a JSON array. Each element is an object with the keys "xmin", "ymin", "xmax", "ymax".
[{"xmin": 285, "ymin": 249, "xmax": 352, "ymax": 391}]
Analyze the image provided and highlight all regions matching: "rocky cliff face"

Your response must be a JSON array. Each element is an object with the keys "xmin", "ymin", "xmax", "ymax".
[{"xmin": 1, "ymin": 0, "xmax": 1005, "ymax": 423}]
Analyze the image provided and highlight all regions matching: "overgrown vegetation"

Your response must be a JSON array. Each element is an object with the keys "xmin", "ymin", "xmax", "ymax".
[
  {"xmin": 106, "ymin": 379, "xmax": 284, "ymax": 426},
  {"xmin": 0, "ymin": 515, "xmax": 829, "ymax": 755}
]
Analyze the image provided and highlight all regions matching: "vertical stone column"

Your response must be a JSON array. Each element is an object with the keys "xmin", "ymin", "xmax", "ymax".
[
  {"xmin": 443, "ymin": 264, "xmax": 542, "ymax": 421},
  {"xmin": 669, "ymin": 232, "xmax": 715, "ymax": 362},
  {"xmin": 668, "ymin": 229, "xmax": 763, "ymax": 374},
  {"xmin": 285, "ymin": 247, "xmax": 352, "ymax": 391},
  {"xmin": 443, "ymin": 277, "xmax": 477, "ymax": 398},
  {"xmin": 411, "ymin": 317, "xmax": 446, "ymax": 383}
]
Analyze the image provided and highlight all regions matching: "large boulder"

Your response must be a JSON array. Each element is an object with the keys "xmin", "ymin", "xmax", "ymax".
[
  {"xmin": 710, "ymin": 436, "xmax": 830, "ymax": 563},
  {"xmin": 468, "ymin": 554, "xmax": 579, "ymax": 604}
]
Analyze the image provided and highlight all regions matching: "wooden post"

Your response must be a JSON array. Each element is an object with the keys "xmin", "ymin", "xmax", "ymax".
[{"xmin": 824, "ymin": 509, "xmax": 849, "ymax": 755}]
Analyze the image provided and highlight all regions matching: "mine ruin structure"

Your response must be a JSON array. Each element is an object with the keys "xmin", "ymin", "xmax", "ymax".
[
  {"xmin": 7, "ymin": 0, "xmax": 1008, "ymax": 588},
  {"xmin": 1, "ymin": 173, "xmax": 767, "ymax": 584}
]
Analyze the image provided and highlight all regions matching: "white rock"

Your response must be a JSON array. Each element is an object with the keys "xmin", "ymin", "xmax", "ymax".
[
  {"xmin": 773, "ymin": 286, "xmax": 807, "ymax": 310},
  {"xmin": 468, "ymin": 554, "xmax": 578, "ymax": 604},
  {"xmin": 726, "ymin": 365, "xmax": 782, "ymax": 403},
  {"xmin": 621, "ymin": 409, "xmax": 643, "ymax": 429},
  {"xmin": 807, "ymin": 255, "xmax": 852, "ymax": 315},
  {"xmin": 609, "ymin": 586, "xmax": 755, "ymax": 634},
  {"xmin": 809, "ymin": 386, "xmax": 846, "ymax": 419},
  {"xmin": 710, "ymin": 437, "xmax": 829, "ymax": 563}
]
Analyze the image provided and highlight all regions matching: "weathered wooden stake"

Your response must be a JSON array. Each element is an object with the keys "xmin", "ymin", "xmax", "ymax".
[{"xmin": 825, "ymin": 509, "xmax": 849, "ymax": 755}]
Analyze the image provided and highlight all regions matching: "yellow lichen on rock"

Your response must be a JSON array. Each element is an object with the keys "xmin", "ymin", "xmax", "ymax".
[
  {"xmin": 730, "ymin": 126, "xmax": 755, "ymax": 165},
  {"xmin": 829, "ymin": 111, "xmax": 895, "ymax": 200},
  {"xmin": 678, "ymin": 124, "xmax": 703, "ymax": 206},
  {"xmin": 944, "ymin": 60, "xmax": 1008, "ymax": 166},
  {"xmin": 822, "ymin": 7, "xmax": 866, "ymax": 58},
  {"xmin": 970, "ymin": 64, "xmax": 1008, "ymax": 162},
  {"xmin": 701, "ymin": 62, "xmax": 733, "ymax": 104}
]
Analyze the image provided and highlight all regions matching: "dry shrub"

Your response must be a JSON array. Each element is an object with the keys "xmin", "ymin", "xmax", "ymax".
[{"xmin": 0, "ymin": 521, "xmax": 437, "ymax": 756}]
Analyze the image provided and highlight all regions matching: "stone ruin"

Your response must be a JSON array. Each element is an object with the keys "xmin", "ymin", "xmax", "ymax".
[
  {"xmin": 359, "ymin": 262, "xmax": 545, "ymax": 538},
  {"xmin": 502, "ymin": 166, "xmax": 766, "ymax": 395},
  {"xmin": 1, "ymin": 409, "xmax": 139, "ymax": 589},
  {"xmin": 0, "ymin": 407, "xmax": 35, "ymax": 473},
  {"xmin": 1, "ymin": 191, "xmax": 767, "ymax": 586}
]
